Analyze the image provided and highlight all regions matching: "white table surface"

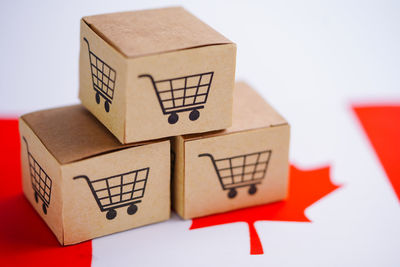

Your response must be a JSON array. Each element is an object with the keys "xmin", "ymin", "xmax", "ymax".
[{"xmin": 1, "ymin": 1, "xmax": 399, "ymax": 266}]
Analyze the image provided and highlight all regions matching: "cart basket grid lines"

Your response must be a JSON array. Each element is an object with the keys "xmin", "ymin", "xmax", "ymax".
[
  {"xmin": 90, "ymin": 55, "xmax": 116, "ymax": 99},
  {"xmin": 219, "ymin": 170, "xmax": 267, "ymax": 180},
  {"xmin": 199, "ymin": 150, "xmax": 272, "ymax": 198},
  {"xmin": 84, "ymin": 37, "xmax": 116, "ymax": 112},
  {"xmin": 100, "ymin": 193, "xmax": 145, "ymax": 209},
  {"xmin": 28, "ymin": 155, "xmax": 52, "ymax": 199},
  {"xmin": 23, "ymin": 137, "xmax": 53, "ymax": 210},
  {"xmin": 30, "ymin": 166, "xmax": 52, "ymax": 202},
  {"xmin": 93, "ymin": 178, "xmax": 147, "ymax": 193},
  {"xmin": 97, "ymin": 188, "xmax": 145, "ymax": 202},
  {"xmin": 138, "ymin": 71, "xmax": 214, "ymax": 123},
  {"xmin": 216, "ymin": 161, "xmax": 270, "ymax": 172},
  {"xmin": 130, "ymin": 167, "xmax": 140, "ymax": 199},
  {"xmin": 142, "ymin": 72, "xmax": 213, "ymax": 110},
  {"xmin": 157, "ymin": 85, "xmax": 209, "ymax": 94},
  {"xmin": 154, "ymin": 72, "xmax": 213, "ymax": 83},
  {"xmin": 193, "ymin": 73, "xmax": 203, "ymax": 105},
  {"xmin": 74, "ymin": 167, "xmax": 149, "ymax": 213},
  {"xmin": 159, "ymin": 92, "xmax": 208, "ymax": 103},
  {"xmin": 89, "ymin": 168, "xmax": 149, "ymax": 182},
  {"xmin": 91, "ymin": 70, "xmax": 115, "ymax": 99},
  {"xmin": 91, "ymin": 170, "xmax": 148, "ymax": 206},
  {"xmin": 104, "ymin": 179, "xmax": 113, "ymax": 206},
  {"xmin": 162, "ymin": 97, "xmax": 209, "ymax": 110},
  {"xmin": 220, "ymin": 177, "xmax": 264, "ymax": 186},
  {"xmin": 32, "ymin": 176, "xmax": 51, "ymax": 194}
]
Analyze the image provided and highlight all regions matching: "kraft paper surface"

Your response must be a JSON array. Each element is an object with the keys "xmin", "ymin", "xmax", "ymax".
[
  {"xmin": 22, "ymin": 105, "xmax": 128, "ymax": 164},
  {"xmin": 184, "ymin": 126, "xmax": 290, "ymax": 219},
  {"xmin": 79, "ymin": 18, "xmax": 236, "ymax": 143},
  {"xmin": 79, "ymin": 20, "xmax": 127, "ymax": 142},
  {"xmin": 19, "ymin": 119, "xmax": 65, "ymax": 244},
  {"xmin": 183, "ymin": 81, "xmax": 288, "ymax": 141},
  {"xmin": 20, "ymin": 107, "xmax": 171, "ymax": 245},
  {"xmin": 83, "ymin": 7, "xmax": 232, "ymax": 58},
  {"xmin": 172, "ymin": 82, "xmax": 290, "ymax": 219},
  {"xmin": 62, "ymin": 141, "xmax": 170, "ymax": 245}
]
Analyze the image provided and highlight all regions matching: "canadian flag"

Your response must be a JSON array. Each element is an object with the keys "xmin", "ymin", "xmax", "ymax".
[{"xmin": 0, "ymin": 103, "xmax": 399, "ymax": 266}]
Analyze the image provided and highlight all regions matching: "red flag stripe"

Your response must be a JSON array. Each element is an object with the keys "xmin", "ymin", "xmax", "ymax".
[
  {"xmin": 353, "ymin": 105, "xmax": 400, "ymax": 202},
  {"xmin": 191, "ymin": 165, "xmax": 341, "ymax": 254},
  {"xmin": 0, "ymin": 119, "xmax": 92, "ymax": 267}
]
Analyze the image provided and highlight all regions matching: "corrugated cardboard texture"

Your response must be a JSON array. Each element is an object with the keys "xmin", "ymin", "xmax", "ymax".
[
  {"xmin": 173, "ymin": 82, "xmax": 290, "ymax": 219},
  {"xmin": 21, "ymin": 105, "xmax": 128, "ymax": 164},
  {"xmin": 83, "ymin": 7, "xmax": 232, "ymax": 58}
]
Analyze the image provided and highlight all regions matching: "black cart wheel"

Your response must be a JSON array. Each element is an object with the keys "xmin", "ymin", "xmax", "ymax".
[
  {"xmin": 228, "ymin": 188, "xmax": 237, "ymax": 199},
  {"xmin": 106, "ymin": 209, "xmax": 117, "ymax": 220},
  {"xmin": 168, "ymin": 112, "xmax": 179, "ymax": 124},
  {"xmin": 127, "ymin": 204, "xmax": 138, "ymax": 215},
  {"xmin": 248, "ymin": 184, "xmax": 257, "ymax": 195},
  {"xmin": 34, "ymin": 192, "xmax": 39, "ymax": 203},
  {"xmin": 104, "ymin": 101, "xmax": 110, "ymax": 113},
  {"xmin": 189, "ymin": 109, "xmax": 200, "ymax": 121},
  {"xmin": 95, "ymin": 92, "xmax": 100, "ymax": 104},
  {"xmin": 42, "ymin": 204, "xmax": 47, "ymax": 215}
]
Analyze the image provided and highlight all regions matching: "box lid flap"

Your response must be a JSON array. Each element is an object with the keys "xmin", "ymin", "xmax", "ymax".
[
  {"xmin": 228, "ymin": 81, "xmax": 288, "ymax": 132},
  {"xmin": 83, "ymin": 7, "xmax": 233, "ymax": 58},
  {"xmin": 183, "ymin": 81, "xmax": 288, "ymax": 140},
  {"xmin": 21, "ymin": 105, "xmax": 156, "ymax": 164}
]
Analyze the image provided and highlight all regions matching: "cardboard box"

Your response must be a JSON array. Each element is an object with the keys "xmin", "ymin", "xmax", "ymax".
[
  {"xmin": 19, "ymin": 105, "xmax": 170, "ymax": 245},
  {"xmin": 79, "ymin": 7, "xmax": 236, "ymax": 143},
  {"xmin": 172, "ymin": 82, "xmax": 290, "ymax": 219}
]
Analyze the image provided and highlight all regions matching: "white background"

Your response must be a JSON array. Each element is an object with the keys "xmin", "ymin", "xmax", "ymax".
[{"xmin": 1, "ymin": 1, "xmax": 399, "ymax": 266}]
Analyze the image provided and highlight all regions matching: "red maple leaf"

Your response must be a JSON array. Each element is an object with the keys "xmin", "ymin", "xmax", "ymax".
[
  {"xmin": 353, "ymin": 104, "xmax": 400, "ymax": 202},
  {"xmin": 190, "ymin": 165, "xmax": 341, "ymax": 255}
]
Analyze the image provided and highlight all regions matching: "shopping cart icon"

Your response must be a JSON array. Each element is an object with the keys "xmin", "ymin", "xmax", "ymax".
[
  {"xmin": 22, "ymin": 137, "xmax": 52, "ymax": 214},
  {"xmin": 199, "ymin": 150, "xmax": 272, "ymax": 199},
  {"xmin": 138, "ymin": 72, "xmax": 214, "ymax": 124},
  {"xmin": 83, "ymin": 37, "xmax": 116, "ymax": 113},
  {"xmin": 74, "ymin": 167, "xmax": 150, "ymax": 220}
]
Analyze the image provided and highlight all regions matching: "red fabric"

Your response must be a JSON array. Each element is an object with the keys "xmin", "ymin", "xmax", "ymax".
[
  {"xmin": 0, "ymin": 119, "xmax": 92, "ymax": 267},
  {"xmin": 191, "ymin": 165, "xmax": 340, "ymax": 255},
  {"xmin": 353, "ymin": 105, "xmax": 400, "ymax": 202}
]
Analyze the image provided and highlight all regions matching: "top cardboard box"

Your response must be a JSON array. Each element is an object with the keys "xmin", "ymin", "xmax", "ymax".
[{"xmin": 79, "ymin": 7, "xmax": 236, "ymax": 144}]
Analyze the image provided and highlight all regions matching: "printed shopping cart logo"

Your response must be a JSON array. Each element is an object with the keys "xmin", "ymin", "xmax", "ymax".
[
  {"xmin": 199, "ymin": 150, "xmax": 272, "ymax": 198},
  {"xmin": 73, "ymin": 167, "xmax": 150, "ymax": 220},
  {"xmin": 22, "ymin": 137, "xmax": 52, "ymax": 214},
  {"xmin": 139, "ymin": 72, "xmax": 214, "ymax": 124},
  {"xmin": 83, "ymin": 37, "xmax": 116, "ymax": 113}
]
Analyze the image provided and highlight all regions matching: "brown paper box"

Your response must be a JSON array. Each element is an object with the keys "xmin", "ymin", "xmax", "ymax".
[
  {"xmin": 19, "ymin": 105, "xmax": 170, "ymax": 245},
  {"xmin": 79, "ymin": 7, "xmax": 236, "ymax": 144},
  {"xmin": 172, "ymin": 82, "xmax": 290, "ymax": 219}
]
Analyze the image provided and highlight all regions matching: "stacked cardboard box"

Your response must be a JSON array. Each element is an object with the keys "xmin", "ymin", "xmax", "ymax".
[{"xmin": 19, "ymin": 7, "xmax": 290, "ymax": 245}]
